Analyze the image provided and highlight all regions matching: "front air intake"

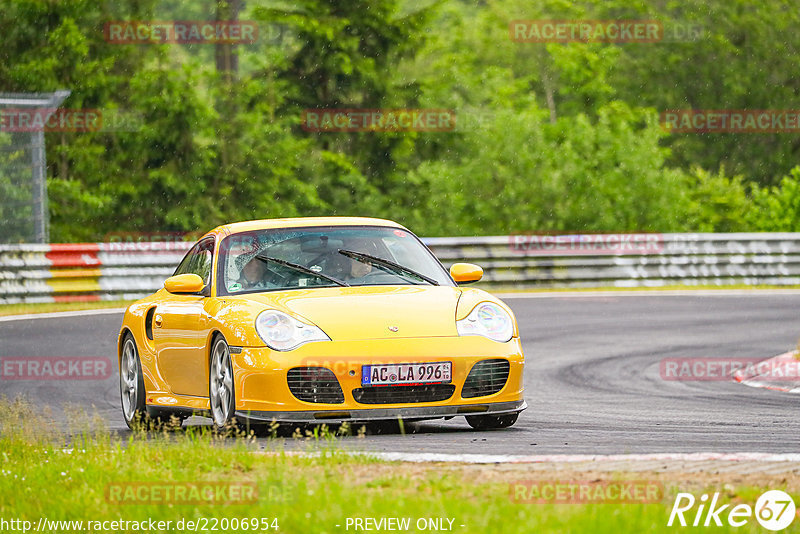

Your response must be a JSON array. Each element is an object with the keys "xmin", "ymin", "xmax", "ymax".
[
  {"xmin": 353, "ymin": 384, "xmax": 456, "ymax": 404},
  {"xmin": 461, "ymin": 359, "xmax": 510, "ymax": 398},
  {"xmin": 287, "ymin": 367, "xmax": 345, "ymax": 404}
]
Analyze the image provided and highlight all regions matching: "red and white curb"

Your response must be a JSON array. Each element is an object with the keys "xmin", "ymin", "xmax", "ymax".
[{"xmin": 734, "ymin": 350, "xmax": 800, "ymax": 393}]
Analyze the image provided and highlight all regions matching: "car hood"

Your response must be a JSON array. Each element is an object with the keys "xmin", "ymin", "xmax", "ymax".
[{"xmin": 235, "ymin": 285, "xmax": 462, "ymax": 341}]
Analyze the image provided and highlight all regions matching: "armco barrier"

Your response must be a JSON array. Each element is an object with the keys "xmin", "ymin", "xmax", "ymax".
[
  {"xmin": 425, "ymin": 233, "xmax": 800, "ymax": 289},
  {"xmin": 2, "ymin": 233, "xmax": 800, "ymax": 303},
  {"xmin": 0, "ymin": 242, "xmax": 191, "ymax": 304}
]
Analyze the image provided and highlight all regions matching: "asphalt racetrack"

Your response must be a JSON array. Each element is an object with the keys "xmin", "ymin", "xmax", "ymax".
[{"xmin": 2, "ymin": 291, "xmax": 800, "ymax": 455}]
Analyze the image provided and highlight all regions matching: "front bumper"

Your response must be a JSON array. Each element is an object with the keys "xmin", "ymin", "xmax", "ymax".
[
  {"xmin": 236, "ymin": 399, "xmax": 526, "ymax": 424},
  {"xmin": 229, "ymin": 335, "xmax": 525, "ymax": 421}
]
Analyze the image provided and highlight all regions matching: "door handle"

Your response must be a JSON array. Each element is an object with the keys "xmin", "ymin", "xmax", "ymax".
[{"xmin": 154, "ymin": 314, "xmax": 163, "ymax": 328}]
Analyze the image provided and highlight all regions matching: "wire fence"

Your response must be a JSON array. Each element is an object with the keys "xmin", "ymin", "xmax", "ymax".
[{"xmin": 0, "ymin": 91, "xmax": 70, "ymax": 244}]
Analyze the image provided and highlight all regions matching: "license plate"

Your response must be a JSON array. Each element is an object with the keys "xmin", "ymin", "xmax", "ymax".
[{"xmin": 361, "ymin": 362, "xmax": 452, "ymax": 386}]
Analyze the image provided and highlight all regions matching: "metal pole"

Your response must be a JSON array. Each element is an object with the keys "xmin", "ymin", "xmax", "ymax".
[
  {"xmin": 30, "ymin": 129, "xmax": 47, "ymax": 243},
  {"xmin": 0, "ymin": 90, "xmax": 69, "ymax": 244}
]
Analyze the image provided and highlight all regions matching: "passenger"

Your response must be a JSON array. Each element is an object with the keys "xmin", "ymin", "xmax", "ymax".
[{"xmin": 342, "ymin": 238, "xmax": 378, "ymax": 282}]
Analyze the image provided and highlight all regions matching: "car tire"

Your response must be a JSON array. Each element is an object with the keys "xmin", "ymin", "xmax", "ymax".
[
  {"xmin": 465, "ymin": 412, "xmax": 518, "ymax": 430},
  {"xmin": 209, "ymin": 335, "xmax": 236, "ymax": 432},
  {"xmin": 119, "ymin": 334, "xmax": 147, "ymax": 429}
]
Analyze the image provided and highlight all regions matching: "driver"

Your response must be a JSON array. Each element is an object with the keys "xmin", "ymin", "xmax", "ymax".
[{"xmin": 231, "ymin": 255, "xmax": 269, "ymax": 291}]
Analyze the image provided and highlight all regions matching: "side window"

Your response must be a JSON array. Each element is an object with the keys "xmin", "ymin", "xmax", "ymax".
[
  {"xmin": 173, "ymin": 248, "xmax": 196, "ymax": 277},
  {"xmin": 193, "ymin": 242, "xmax": 213, "ymax": 285},
  {"xmin": 174, "ymin": 239, "xmax": 214, "ymax": 286}
]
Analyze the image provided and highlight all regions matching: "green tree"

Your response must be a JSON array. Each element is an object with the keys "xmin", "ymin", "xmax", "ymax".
[{"xmin": 749, "ymin": 167, "xmax": 800, "ymax": 231}]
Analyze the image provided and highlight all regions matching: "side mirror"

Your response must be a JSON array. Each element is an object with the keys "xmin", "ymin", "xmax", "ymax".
[
  {"xmin": 164, "ymin": 273, "xmax": 205, "ymax": 294},
  {"xmin": 449, "ymin": 263, "xmax": 483, "ymax": 284}
]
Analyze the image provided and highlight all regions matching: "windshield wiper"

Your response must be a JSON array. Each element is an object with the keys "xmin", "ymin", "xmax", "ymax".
[
  {"xmin": 255, "ymin": 254, "xmax": 349, "ymax": 287},
  {"xmin": 338, "ymin": 249, "xmax": 439, "ymax": 286}
]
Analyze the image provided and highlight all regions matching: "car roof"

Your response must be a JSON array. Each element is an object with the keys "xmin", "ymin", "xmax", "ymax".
[{"xmin": 208, "ymin": 216, "xmax": 407, "ymax": 237}]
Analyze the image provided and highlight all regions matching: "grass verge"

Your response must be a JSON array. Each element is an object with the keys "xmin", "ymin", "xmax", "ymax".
[{"xmin": 0, "ymin": 399, "xmax": 795, "ymax": 533}]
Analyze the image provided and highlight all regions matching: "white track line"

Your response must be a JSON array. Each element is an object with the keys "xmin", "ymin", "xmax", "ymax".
[
  {"xmin": 0, "ymin": 308, "xmax": 126, "ymax": 322},
  {"xmin": 353, "ymin": 452, "xmax": 800, "ymax": 464},
  {"xmin": 493, "ymin": 289, "xmax": 800, "ymax": 299}
]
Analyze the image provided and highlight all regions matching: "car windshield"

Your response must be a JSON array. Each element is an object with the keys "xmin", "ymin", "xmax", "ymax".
[{"xmin": 218, "ymin": 226, "xmax": 453, "ymax": 295}]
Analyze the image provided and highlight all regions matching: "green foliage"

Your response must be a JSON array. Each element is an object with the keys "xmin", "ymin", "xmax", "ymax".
[
  {"xmin": 405, "ymin": 104, "xmax": 690, "ymax": 235},
  {"xmin": 682, "ymin": 167, "xmax": 752, "ymax": 233},
  {"xmin": 1, "ymin": 0, "xmax": 799, "ymax": 241},
  {"xmin": 749, "ymin": 167, "xmax": 800, "ymax": 231}
]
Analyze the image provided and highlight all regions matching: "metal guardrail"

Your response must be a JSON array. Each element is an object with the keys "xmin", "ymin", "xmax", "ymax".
[
  {"xmin": 2, "ymin": 233, "xmax": 800, "ymax": 303},
  {"xmin": 426, "ymin": 233, "xmax": 800, "ymax": 288},
  {"xmin": 0, "ymin": 242, "xmax": 190, "ymax": 304}
]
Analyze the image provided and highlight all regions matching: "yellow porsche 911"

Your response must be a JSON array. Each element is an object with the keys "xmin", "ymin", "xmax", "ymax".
[{"xmin": 117, "ymin": 217, "xmax": 525, "ymax": 431}]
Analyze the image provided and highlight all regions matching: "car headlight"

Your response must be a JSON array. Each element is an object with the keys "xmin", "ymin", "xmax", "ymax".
[
  {"xmin": 255, "ymin": 310, "xmax": 330, "ymax": 351},
  {"xmin": 456, "ymin": 302, "xmax": 513, "ymax": 342}
]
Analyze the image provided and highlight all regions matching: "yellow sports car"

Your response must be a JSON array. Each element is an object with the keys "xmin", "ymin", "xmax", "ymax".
[{"xmin": 117, "ymin": 217, "xmax": 525, "ymax": 431}]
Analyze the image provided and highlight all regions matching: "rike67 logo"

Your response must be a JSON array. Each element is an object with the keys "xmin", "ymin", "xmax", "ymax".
[{"xmin": 668, "ymin": 490, "xmax": 796, "ymax": 531}]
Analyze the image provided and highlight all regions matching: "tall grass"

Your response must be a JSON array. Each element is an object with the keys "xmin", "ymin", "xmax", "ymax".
[{"xmin": 0, "ymin": 397, "xmax": 782, "ymax": 533}]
